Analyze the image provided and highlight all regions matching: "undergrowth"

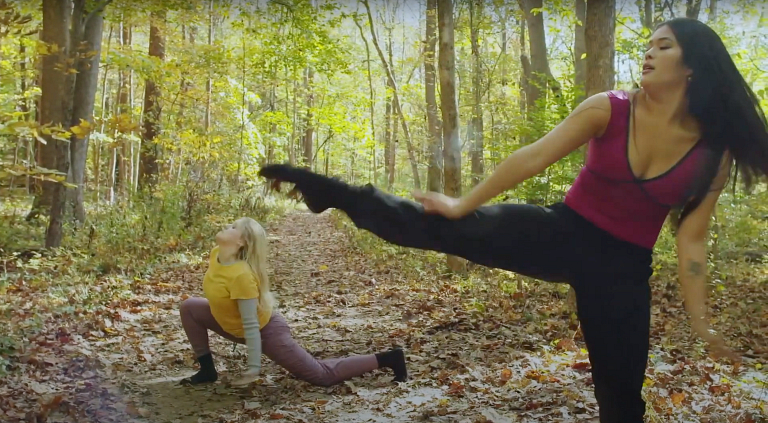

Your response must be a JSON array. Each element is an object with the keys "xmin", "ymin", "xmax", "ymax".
[{"xmin": 0, "ymin": 181, "xmax": 292, "ymax": 376}]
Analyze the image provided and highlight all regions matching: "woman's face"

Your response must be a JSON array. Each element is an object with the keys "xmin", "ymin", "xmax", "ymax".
[
  {"xmin": 215, "ymin": 220, "xmax": 244, "ymax": 247},
  {"xmin": 640, "ymin": 25, "xmax": 692, "ymax": 88}
]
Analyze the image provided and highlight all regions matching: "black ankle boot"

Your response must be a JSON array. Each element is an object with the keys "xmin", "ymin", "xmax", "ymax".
[
  {"xmin": 258, "ymin": 164, "xmax": 354, "ymax": 213},
  {"xmin": 180, "ymin": 353, "xmax": 218, "ymax": 385},
  {"xmin": 375, "ymin": 348, "xmax": 408, "ymax": 382}
]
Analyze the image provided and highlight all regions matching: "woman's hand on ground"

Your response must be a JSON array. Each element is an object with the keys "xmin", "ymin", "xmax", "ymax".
[
  {"xmin": 230, "ymin": 368, "xmax": 261, "ymax": 387},
  {"xmin": 691, "ymin": 318, "xmax": 741, "ymax": 363}
]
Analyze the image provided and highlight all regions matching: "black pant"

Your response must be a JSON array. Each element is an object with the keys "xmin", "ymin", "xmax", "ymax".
[{"xmin": 343, "ymin": 185, "xmax": 652, "ymax": 423}]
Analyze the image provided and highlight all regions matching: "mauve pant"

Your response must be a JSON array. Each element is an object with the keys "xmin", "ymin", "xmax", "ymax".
[{"xmin": 179, "ymin": 297, "xmax": 378, "ymax": 386}]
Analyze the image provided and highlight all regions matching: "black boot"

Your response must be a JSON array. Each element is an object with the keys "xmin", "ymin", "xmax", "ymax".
[
  {"xmin": 258, "ymin": 164, "xmax": 358, "ymax": 213},
  {"xmin": 180, "ymin": 353, "xmax": 218, "ymax": 385},
  {"xmin": 375, "ymin": 348, "xmax": 408, "ymax": 382}
]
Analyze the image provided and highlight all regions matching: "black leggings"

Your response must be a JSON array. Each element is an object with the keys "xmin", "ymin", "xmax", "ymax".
[{"xmin": 343, "ymin": 185, "xmax": 652, "ymax": 423}]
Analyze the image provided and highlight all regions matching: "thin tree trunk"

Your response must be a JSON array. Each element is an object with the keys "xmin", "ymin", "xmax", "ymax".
[
  {"xmin": 204, "ymin": 0, "xmax": 213, "ymax": 132},
  {"xmin": 518, "ymin": 14, "xmax": 529, "ymax": 116},
  {"xmin": 108, "ymin": 145, "xmax": 116, "ymax": 203},
  {"xmin": 384, "ymin": 30, "xmax": 393, "ymax": 188},
  {"xmin": 176, "ymin": 25, "xmax": 193, "ymax": 128},
  {"xmin": 289, "ymin": 77, "xmax": 297, "ymax": 165},
  {"xmin": 353, "ymin": 16, "xmax": 377, "ymax": 185},
  {"xmin": 362, "ymin": 0, "xmax": 421, "ymax": 190},
  {"xmin": 437, "ymin": 0, "xmax": 463, "ymax": 272},
  {"xmin": 116, "ymin": 22, "xmax": 131, "ymax": 197},
  {"xmin": 139, "ymin": 10, "xmax": 166, "ymax": 189},
  {"xmin": 425, "ymin": 0, "xmax": 442, "ymax": 192},
  {"xmin": 574, "ymin": 0, "xmax": 587, "ymax": 105},
  {"xmin": 708, "ymin": 0, "xmax": 717, "ymax": 21},
  {"xmin": 302, "ymin": 65, "xmax": 315, "ymax": 168},
  {"xmin": 469, "ymin": 0, "xmax": 484, "ymax": 187},
  {"xmin": 69, "ymin": 9, "xmax": 104, "ymax": 224},
  {"xmin": 390, "ymin": 102, "xmax": 398, "ymax": 188},
  {"xmin": 13, "ymin": 41, "xmax": 29, "ymax": 193},
  {"xmin": 519, "ymin": 0, "xmax": 559, "ymax": 110},
  {"xmin": 498, "ymin": 5, "xmax": 509, "ymax": 88},
  {"xmin": 585, "ymin": 0, "xmax": 617, "ymax": 97},
  {"xmin": 685, "ymin": 0, "xmax": 703, "ymax": 18},
  {"xmin": 641, "ymin": 0, "xmax": 654, "ymax": 31},
  {"xmin": 94, "ymin": 23, "xmax": 113, "ymax": 202}
]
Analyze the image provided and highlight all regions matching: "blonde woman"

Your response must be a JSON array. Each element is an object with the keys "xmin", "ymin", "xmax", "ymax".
[{"xmin": 179, "ymin": 217, "xmax": 407, "ymax": 387}]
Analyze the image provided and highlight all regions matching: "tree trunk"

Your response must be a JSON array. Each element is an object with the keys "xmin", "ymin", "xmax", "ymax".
[
  {"xmin": 204, "ymin": 0, "xmax": 213, "ymax": 132},
  {"xmin": 384, "ymin": 29, "xmax": 395, "ymax": 189},
  {"xmin": 498, "ymin": 5, "xmax": 509, "ymax": 88},
  {"xmin": 289, "ymin": 77, "xmax": 297, "ymax": 165},
  {"xmin": 94, "ymin": 23, "xmax": 113, "ymax": 202},
  {"xmin": 685, "ymin": 0, "xmax": 703, "ymax": 18},
  {"xmin": 69, "ymin": 10, "xmax": 104, "ymax": 224},
  {"xmin": 437, "ymin": 0, "xmax": 463, "ymax": 272},
  {"xmin": 641, "ymin": 0, "xmax": 654, "ymax": 31},
  {"xmin": 469, "ymin": 0, "xmax": 484, "ymax": 187},
  {"xmin": 383, "ymin": 62, "xmax": 393, "ymax": 188},
  {"xmin": 425, "ymin": 0, "xmax": 442, "ymax": 193},
  {"xmin": 30, "ymin": 0, "xmax": 71, "ymax": 221},
  {"xmin": 302, "ymin": 65, "xmax": 314, "ymax": 168},
  {"xmin": 574, "ymin": 0, "xmax": 587, "ymax": 105},
  {"xmin": 116, "ymin": 22, "xmax": 130, "ymax": 197},
  {"xmin": 177, "ymin": 25, "xmax": 194, "ymax": 128},
  {"xmin": 519, "ymin": 15, "xmax": 529, "ymax": 116},
  {"xmin": 519, "ymin": 0, "xmax": 559, "ymax": 110},
  {"xmin": 389, "ymin": 99, "xmax": 398, "ymax": 189},
  {"xmin": 362, "ymin": 0, "xmax": 420, "ymax": 190},
  {"xmin": 43, "ymin": 0, "xmax": 80, "ymax": 248},
  {"xmin": 139, "ymin": 10, "xmax": 166, "ymax": 190},
  {"xmin": 15, "ymin": 41, "xmax": 29, "ymax": 193},
  {"xmin": 585, "ymin": 0, "xmax": 616, "ymax": 97},
  {"xmin": 353, "ymin": 16, "xmax": 377, "ymax": 185},
  {"xmin": 708, "ymin": 0, "xmax": 717, "ymax": 21}
]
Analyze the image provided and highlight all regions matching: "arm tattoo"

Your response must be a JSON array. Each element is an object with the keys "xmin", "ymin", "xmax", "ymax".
[{"xmin": 687, "ymin": 260, "xmax": 704, "ymax": 277}]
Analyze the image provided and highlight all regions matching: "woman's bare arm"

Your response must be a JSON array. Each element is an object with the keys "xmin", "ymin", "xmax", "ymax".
[{"xmin": 455, "ymin": 92, "xmax": 613, "ymax": 216}]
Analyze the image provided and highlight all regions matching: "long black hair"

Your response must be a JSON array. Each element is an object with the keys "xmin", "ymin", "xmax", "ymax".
[{"xmin": 661, "ymin": 18, "xmax": 768, "ymax": 227}]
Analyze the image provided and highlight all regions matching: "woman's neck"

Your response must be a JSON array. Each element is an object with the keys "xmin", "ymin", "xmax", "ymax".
[
  {"xmin": 639, "ymin": 85, "xmax": 690, "ymax": 124},
  {"xmin": 217, "ymin": 244, "xmax": 240, "ymax": 265}
]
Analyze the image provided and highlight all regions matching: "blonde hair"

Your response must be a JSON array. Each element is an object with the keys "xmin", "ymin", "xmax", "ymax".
[{"xmin": 235, "ymin": 217, "xmax": 277, "ymax": 313}]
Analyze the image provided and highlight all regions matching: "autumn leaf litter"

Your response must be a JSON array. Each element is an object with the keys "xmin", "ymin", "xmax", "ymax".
[{"xmin": 1, "ymin": 210, "xmax": 766, "ymax": 422}]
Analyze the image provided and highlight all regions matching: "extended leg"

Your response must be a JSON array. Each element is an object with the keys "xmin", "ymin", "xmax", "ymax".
[
  {"xmin": 260, "ymin": 314, "xmax": 404, "ymax": 386},
  {"xmin": 259, "ymin": 165, "xmax": 576, "ymax": 282}
]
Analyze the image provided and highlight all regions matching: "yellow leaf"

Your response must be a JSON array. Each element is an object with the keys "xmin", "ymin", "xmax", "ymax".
[
  {"xmin": 70, "ymin": 119, "xmax": 92, "ymax": 138},
  {"xmin": 319, "ymin": 264, "xmax": 328, "ymax": 271},
  {"xmin": 670, "ymin": 392, "xmax": 685, "ymax": 406},
  {"xmin": 33, "ymin": 128, "xmax": 47, "ymax": 145}
]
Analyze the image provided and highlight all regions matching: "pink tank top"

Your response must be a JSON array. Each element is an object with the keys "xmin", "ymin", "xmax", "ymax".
[{"xmin": 564, "ymin": 90, "xmax": 706, "ymax": 249}]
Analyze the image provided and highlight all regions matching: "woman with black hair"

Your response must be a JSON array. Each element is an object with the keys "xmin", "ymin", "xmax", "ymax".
[{"xmin": 258, "ymin": 18, "xmax": 766, "ymax": 422}]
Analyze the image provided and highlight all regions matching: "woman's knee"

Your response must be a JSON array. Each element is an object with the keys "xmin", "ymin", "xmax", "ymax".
[
  {"xmin": 180, "ymin": 297, "xmax": 205, "ymax": 318},
  {"xmin": 304, "ymin": 373, "xmax": 335, "ymax": 387}
]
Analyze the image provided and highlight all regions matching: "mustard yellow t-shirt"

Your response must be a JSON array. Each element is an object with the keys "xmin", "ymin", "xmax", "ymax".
[{"xmin": 203, "ymin": 246, "xmax": 272, "ymax": 337}]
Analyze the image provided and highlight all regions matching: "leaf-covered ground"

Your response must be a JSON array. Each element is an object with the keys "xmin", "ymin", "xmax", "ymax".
[{"xmin": 1, "ymin": 210, "xmax": 766, "ymax": 422}]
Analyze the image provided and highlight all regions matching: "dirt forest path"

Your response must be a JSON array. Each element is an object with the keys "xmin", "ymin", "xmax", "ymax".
[
  {"xmin": 116, "ymin": 210, "xmax": 604, "ymax": 423},
  {"xmin": 6, "ymin": 210, "xmax": 765, "ymax": 423}
]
